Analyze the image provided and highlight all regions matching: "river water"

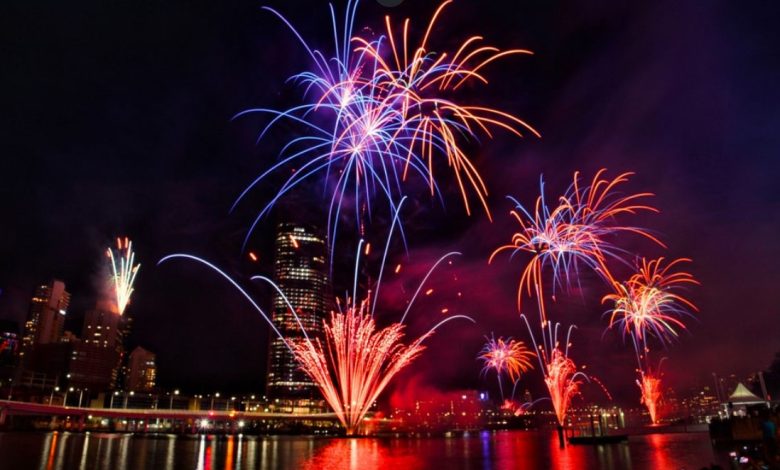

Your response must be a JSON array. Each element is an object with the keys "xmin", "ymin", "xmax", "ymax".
[{"xmin": 0, "ymin": 430, "xmax": 729, "ymax": 469}]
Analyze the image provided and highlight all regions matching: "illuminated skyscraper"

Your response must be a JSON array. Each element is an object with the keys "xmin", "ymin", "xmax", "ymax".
[
  {"xmin": 68, "ymin": 303, "xmax": 127, "ymax": 390},
  {"xmin": 266, "ymin": 222, "xmax": 330, "ymax": 399},
  {"xmin": 18, "ymin": 281, "xmax": 72, "ymax": 389},
  {"xmin": 22, "ymin": 280, "xmax": 70, "ymax": 352}
]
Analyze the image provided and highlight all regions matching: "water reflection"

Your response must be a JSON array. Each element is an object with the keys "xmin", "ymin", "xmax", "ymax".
[
  {"xmin": 301, "ymin": 438, "xmax": 421, "ymax": 470},
  {"xmin": 2, "ymin": 430, "xmax": 727, "ymax": 470}
]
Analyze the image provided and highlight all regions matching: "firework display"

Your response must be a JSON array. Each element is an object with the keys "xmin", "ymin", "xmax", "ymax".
[
  {"xmin": 106, "ymin": 237, "xmax": 140, "ymax": 315},
  {"xmin": 478, "ymin": 334, "xmax": 535, "ymax": 401},
  {"xmin": 490, "ymin": 169, "xmax": 661, "ymax": 323},
  {"xmin": 148, "ymin": 0, "xmax": 702, "ymax": 443},
  {"xmin": 544, "ymin": 347, "xmax": 586, "ymax": 426},
  {"xmin": 604, "ymin": 257, "xmax": 698, "ymax": 346},
  {"xmin": 232, "ymin": 0, "xmax": 537, "ymax": 251},
  {"xmin": 160, "ymin": 234, "xmax": 472, "ymax": 435},
  {"xmin": 489, "ymin": 170, "xmax": 662, "ymax": 426},
  {"xmin": 604, "ymin": 257, "xmax": 699, "ymax": 423},
  {"xmin": 637, "ymin": 368, "xmax": 663, "ymax": 424}
]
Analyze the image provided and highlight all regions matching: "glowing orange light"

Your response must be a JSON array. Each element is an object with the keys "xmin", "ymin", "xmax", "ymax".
[
  {"xmin": 425, "ymin": 288, "xmax": 433, "ymax": 296},
  {"xmin": 248, "ymin": 252, "xmax": 258, "ymax": 262}
]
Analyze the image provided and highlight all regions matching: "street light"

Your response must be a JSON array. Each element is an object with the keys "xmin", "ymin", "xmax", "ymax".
[
  {"xmin": 78, "ymin": 388, "xmax": 87, "ymax": 408},
  {"xmin": 123, "ymin": 391, "xmax": 134, "ymax": 409},
  {"xmin": 64, "ymin": 387, "xmax": 74, "ymax": 406},
  {"xmin": 169, "ymin": 389, "xmax": 180, "ymax": 409},
  {"xmin": 110, "ymin": 391, "xmax": 119, "ymax": 409},
  {"xmin": 49, "ymin": 386, "xmax": 60, "ymax": 405}
]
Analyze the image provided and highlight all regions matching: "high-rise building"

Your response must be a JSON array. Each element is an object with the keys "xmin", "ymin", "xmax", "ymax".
[
  {"xmin": 126, "ymin": 346, "xmax": 156, "ymax": 392},
  {"xmin": 22, "ymin": 280, "xmax": 70, "ymax": 352},
  {"xmin": 68, "ymin": 304, "xmax": 126, "ymax": 391},
  {"xmin": 266, "ymin": 222, "xmax": 331, "ymax": 399}
]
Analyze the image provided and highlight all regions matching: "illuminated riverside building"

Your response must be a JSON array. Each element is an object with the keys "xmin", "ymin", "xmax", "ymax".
[
  {"xmin": 266, "ymin": 222, "xmax": 331, "ymax": 401},
  {"xmin": 17, "ymin": 280, "xmax": 71, "ymax": 388},
  {"xmin": 68, "ymin": 303, "xmax": 127, "ymax": 391},
  {"xmin": 21, "ymin": 280, "xmax": 70, "ymax": 352},
  {"xmin": 126, "ymin": 346, "xmax": 156, "ymax": 391}
]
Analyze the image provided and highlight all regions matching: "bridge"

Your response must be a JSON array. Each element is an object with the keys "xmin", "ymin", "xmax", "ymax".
[{"xmin": 0, "ymin": 399, "xmax": 340, "ymax": 432}]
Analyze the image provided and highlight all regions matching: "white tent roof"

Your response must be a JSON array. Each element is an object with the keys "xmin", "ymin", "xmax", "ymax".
[{"xmin": 728, "ymin": 382, "xmax": 764, "ymax": 403}]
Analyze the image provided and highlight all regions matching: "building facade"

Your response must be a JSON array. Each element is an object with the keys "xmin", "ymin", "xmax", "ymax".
[
  {"xmin": 126, "ymin": 346, "xmax": 156, "ymax": 392},
  {"xmin": 22, "ymin": 280, "xmax": 70, "ymax": 352},
  {"xmin": 266, "ymin": 222, "xmax": 331, "ymax": 400},
  {"xmin": 68, "ymin": 304, "xmax": 126, "ymax": 391}
]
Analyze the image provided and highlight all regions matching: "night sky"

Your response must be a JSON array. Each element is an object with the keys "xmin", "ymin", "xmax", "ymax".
[{"xmin": 2, "ymin": 0, "xmax": 779, "ymax": 404}]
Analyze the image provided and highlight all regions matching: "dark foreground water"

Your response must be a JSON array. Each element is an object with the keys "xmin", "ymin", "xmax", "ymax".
[{"xmin": 0, "ymin": 430, "xmax": 728, "ymax": 470}]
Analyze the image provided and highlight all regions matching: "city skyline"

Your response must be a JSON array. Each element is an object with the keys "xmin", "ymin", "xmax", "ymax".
[{"xmin": 1, "ymin": 0, "xmax": 779, "ymax": 408}]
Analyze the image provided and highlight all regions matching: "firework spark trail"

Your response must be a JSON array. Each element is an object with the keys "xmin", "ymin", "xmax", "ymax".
[
  {"xmin": 603, "ymin": 257, "xmax": 698, "ymax": 424},
  {"xmin": 353, "ymin": 0, "xmax": 540, "ymax": 217},
  {"xmin": 637, "ymin": 368, "xmax": 663, "ymax": 424},
  {"xmin": 106, "ymin": 237, "xmax": 140, "ymax": 315},
  {"xmin": 478, "ymin": 334, "xmax": 535, "ymax": 401},
  {"xmin": 159, "ymin": 230, "xmax": 473, "ymax": 435},
  {"xmin": 520, "ymin": 314, "xmax": 590, "ymax": 426},
  {"xmin": 290, "ymin": 297, "xmax": 472, "ymax": 435},
  {"xmin": 489, "ymin": 170, "xmax": 660, "ymax": 427},
  {"xmin": 604, "ymin": 257, "xmax": 698, "ymax": 346},
  {"xmin": 544, "ymin": 348, "xmax": 586, "ymax": 426},
  {"xmin": 489, "ymin": 169, "xmax": 661, "ymax": 324},
  {"xmin": 233, "ymin": 0, "xmax": 538, "ymax": 253}
]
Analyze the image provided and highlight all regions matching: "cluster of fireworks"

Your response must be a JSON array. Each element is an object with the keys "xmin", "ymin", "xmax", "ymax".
[
  {"xmin": 603, "ymin": 257, "xmax": 699, "ymax": 423},
  {"xmin": 106, "ymin": 236, "xmax": 140, "ymax": 315},
  {"xmin": 161, "ymin": 234, "xmax": 472, "ymax": 435},
  {"xmin": 232, "ymin": 0, "xmax": 538, "ymax": 252},
  {"xmin": 154, "ymin": 0, "xmax": 700, "ymax": 437},
  {"xmin": 489, "ymin": 170, "xmax": 698, "ymax": 426}
]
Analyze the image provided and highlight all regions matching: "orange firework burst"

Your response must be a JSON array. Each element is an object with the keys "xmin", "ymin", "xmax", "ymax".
[
  {"xmin": 605, "ymin": 257, "xmax": 699, "ymax": 344},
  {"xmin": 478, "ymin": 335, "xmax": 535, "ymax": 400},
  {"xmin": 604, "ymin": 258, "xmax": 698, "ymax": 424},
  {"xmin": 351, "ymin": 0, "xmax": 541, "ymax": 218},
  {"xmin": 490, "ymin": 169, "xmax": 661, "ymax": 322},
  {"xmin": 290, "ymin": 298, "xmax": 428, "ymax": 435}
]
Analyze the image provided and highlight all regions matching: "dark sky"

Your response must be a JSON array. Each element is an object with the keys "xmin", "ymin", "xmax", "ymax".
[{"xmin": 1, "ymin": 0, "xmax": 779, "ymax": 404}]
